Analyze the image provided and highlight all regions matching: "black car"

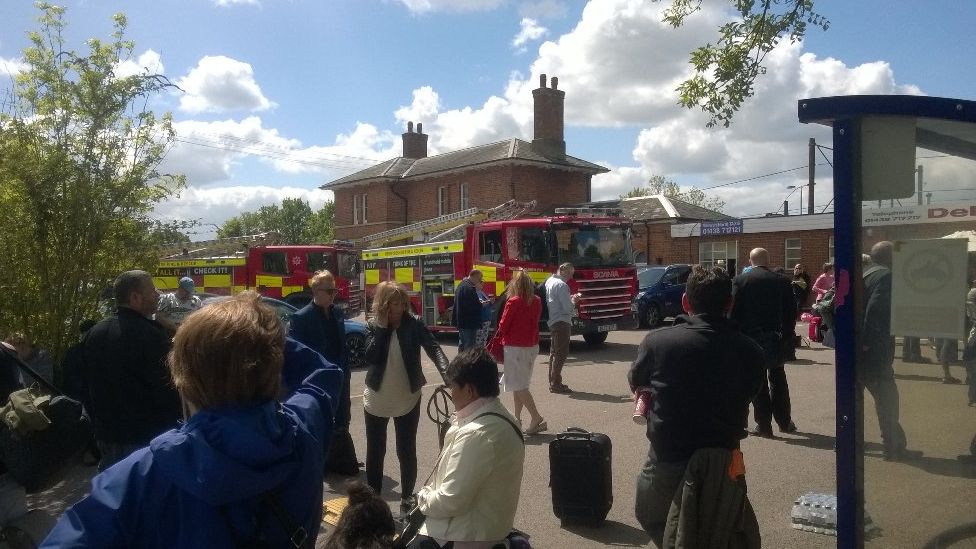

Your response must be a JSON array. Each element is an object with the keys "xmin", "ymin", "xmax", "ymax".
[{"xmin": 632, "ymin": 264, "xmax": 691, "ymax": 327}]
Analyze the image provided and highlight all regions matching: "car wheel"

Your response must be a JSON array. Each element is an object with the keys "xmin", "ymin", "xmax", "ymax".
[
  {"xmin": 645, "ymin": 303, "xmax": 662, "ymax": 328},
  {"xmin": 346, "ymin": 333, "xmax": 366, "ymax": 369},
  {"xmin": 582, "ymin": 332, "xmax": 608, "ymax": 345}
]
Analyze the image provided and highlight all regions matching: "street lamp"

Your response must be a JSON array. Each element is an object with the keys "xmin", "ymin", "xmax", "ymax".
[{"xmin": 787, "ymin": 185, "xmax": 805, "ymax": 215}]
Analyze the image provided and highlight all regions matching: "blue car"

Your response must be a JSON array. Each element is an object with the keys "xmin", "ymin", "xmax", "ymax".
[
  {"xmin": 632, "ymin": 264, "xmax": 691, "ymax": 328},
  {"xmin": 200, "ymin": 295, "xmax": 368, "ymax": 369}
]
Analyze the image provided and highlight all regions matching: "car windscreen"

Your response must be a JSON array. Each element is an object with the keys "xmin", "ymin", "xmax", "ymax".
[{"xmin": 638, "ymin": 268, "xmax": 666, "ymax": 288}]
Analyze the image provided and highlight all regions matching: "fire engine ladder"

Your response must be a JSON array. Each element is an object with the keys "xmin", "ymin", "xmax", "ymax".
[
  {"xmin": 358, "ymin": 208, "xmax": 489, "ymax": 248},
  {"xmin": 427, "ymin": 199, "xmax": 538, "ymax": 242},
  {"xmin": 158, "ymin": 231, "xmax": 283, "ymax": 260}
]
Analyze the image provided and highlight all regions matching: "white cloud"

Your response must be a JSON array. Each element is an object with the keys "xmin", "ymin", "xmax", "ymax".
[
  {"xmin": 176, "ymin": 56, "xmax": 274, "ymax": 113},
  {"xmin": 519, "ymin": 0, "xmax": 567, "ymax": 20},
  {"xmin": 154, "ymin": 185, "xmax": 333, "ymax": 237},
  {"xmin": 0, "ymin": 56, "xmax": 28, "ymax": 77},
  {"xmin": 395, "ymin": 0, "xmax": 504, "ymax": 13},
  {"xmin": 114, "ymin": 50, "xmax": 164, "ymax": 79},
  {"xmin": 213, "ymin": 0, "xmax": 259, "ymax": 6},
  {"xmin": 161, "ymin": 117, "xmax": 394, "ymax": 185},
  {"xmin": 512, "ymin": 18, "xmax": 549, "ymax": 52}
]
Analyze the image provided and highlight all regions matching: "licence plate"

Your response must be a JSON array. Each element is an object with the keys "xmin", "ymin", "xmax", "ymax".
[{"xmin": 598, "ymin": 323, "xmax": 616, "ymax": 333}]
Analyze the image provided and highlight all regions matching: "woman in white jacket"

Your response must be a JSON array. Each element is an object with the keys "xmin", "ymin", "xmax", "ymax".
[{"xmin": 414, "ymin": 349, "xmax": 525, "ymax": 549}]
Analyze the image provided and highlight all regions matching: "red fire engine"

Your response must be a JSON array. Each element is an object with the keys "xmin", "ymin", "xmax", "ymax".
[
  {"xmin": 154, "ymin": 233, "xmax": 363, "ymax": 313},
  {"xmin": 361, "ymin": 208, "xmax": 638, "ymax": 345}
]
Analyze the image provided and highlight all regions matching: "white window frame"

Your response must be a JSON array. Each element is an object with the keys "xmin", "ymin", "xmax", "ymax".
[
  {"xmin": 698, "ymin": 241, "xmax": 738, "ymax": 270},
  {"xmin": 828, "ymin": 236, "xmax": 835, "ymax": 263},
  {"xmin": 438, "ymin": 186, "xmax": 448, "ymax": 216},
  {"xmin": 353, "ymin": 193, "xmax": 368, "ymax": 225},
  {"xmin": 785, "ymin": 238, "xmax": 802, "ymax": 268},
  {"xmin": 459, "ymin": 182, "xmax": 469, "ymax": 211}
]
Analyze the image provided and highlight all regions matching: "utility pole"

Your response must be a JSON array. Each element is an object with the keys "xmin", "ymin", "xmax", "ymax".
[
  {"xmin": 808, "ymin": 138, "xmax": 816, "ymax": 215},
  {"xmin": 916, "ymin": 164, "xmax": 924, "ymax": 205}
]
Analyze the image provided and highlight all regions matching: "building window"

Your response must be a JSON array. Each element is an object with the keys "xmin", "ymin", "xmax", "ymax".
[
  {"xmin": 438, "ymin": 186, "xmax": 448, "ymax": 216},
  {"xmin": 785, "ymin": 238, "xmax": 802, "ymax": 268},
  {"xmin": 353, "ymin": 193, "xmax": 368, "ymax": 225},
  {"xmin": 459, "ymin": 182, "xmax": 469, "ymax": 210},
  {"xmin": 699, "ymin": 241, "xmax": 738, "ymax": 273},
  {"xmin": 828, "ymin": 236, "xmax": 834, "ymax": 263}
]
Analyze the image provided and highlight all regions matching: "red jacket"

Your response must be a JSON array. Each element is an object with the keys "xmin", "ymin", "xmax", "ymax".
[{"xmin": 496, "ymin": 295, "xmax": 541, "ymax": 347}]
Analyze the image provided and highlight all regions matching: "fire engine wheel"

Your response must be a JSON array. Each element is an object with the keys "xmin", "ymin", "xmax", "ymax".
[
  {"xmin": 346, "ymin": 333, "xmax": 366, "ymax": 369},
  {"xmin": 645, "ymin": 303, "xmax": 663, "ymax": 328},
  {"xmin": 582, "ymin": 332, "xmax": 608, "ymax": 346}
]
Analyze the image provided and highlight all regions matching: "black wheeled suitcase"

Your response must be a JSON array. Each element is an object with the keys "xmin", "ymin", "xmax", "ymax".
[{"xmin": 548, "ymin": 427, "xmax": 612, "ymax": 526}]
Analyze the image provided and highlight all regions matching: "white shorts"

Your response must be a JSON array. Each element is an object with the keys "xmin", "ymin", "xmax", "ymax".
[{"xmin": 500, "ymin": 344, "xmax": 539, "ymax": 392}]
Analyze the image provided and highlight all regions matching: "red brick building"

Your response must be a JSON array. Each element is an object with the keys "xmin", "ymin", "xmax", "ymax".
[{"xmin": 324, "ymin": 75, "xmax": 608, "ymax": 241}]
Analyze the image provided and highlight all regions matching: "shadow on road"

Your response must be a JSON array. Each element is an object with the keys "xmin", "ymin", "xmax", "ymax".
[
  {"xmin": 865, "ymin": 452, "xmax": 976, "ymax": 480},
  {"xmin": 563, "ymin": 342, "xmax": 639, "ymax": 365},
  {"xmin": 781, "ymin": 431, "xmax": 837, "ymax": 451},
  {"xmin": 893, "ymin": 373, "xmax": 946, "ymax": 383},
  {"xmin": 786, "ymin": 358, "xmax": 832, "ymax": 366},
  {"xmin": 524, "ymin": 433, "xmax": 556, "ymax": 446},
  {"xmin": 568, "ymin": 391, "xmax": 632, "ymax": 404},
  {"xmin": 562, "ymin": 519, "xmax": 650, "ymax": 547}
]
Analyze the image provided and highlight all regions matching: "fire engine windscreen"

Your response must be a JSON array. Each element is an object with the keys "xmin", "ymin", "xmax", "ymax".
[
  {"xmin": 555, "ymin": 225, "xmax": 634, "ymax": 268},
  {"xmin": 337, "ymin": 251, "xmax": 359, "ymax": 280}
]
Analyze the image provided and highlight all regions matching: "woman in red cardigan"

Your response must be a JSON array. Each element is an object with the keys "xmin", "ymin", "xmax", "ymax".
[{"xmin": 495, "ymin": 269, "xmax": 546, "ymax": 435}]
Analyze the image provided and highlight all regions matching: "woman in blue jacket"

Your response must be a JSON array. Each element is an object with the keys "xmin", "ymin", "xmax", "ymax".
[{"xmin": 41, "ymin": 292, "xmax": 342, "ymax": 548}]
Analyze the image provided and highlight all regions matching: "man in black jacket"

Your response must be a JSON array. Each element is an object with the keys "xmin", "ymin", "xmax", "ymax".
[
  {"xmin": 861, "ymin": 241, "xmax": 912, "ymax": 461},
  {"xmin": 629, "ymin": 265, "xmax": 765, "ymax": 546},
  {"xmin": 453, "ymin": 270, "xmax": 484, "ymax": 351},
  {"xmin": 83, "ymin": 270, "xmax": 181, "ymax": 470},
  {"xmin": 732, "ymin": 248, "xmax": 798, "ymax": 437}
]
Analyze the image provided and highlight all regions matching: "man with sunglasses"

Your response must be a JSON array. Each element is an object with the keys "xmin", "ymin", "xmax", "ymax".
[{"xmin": 290, "ymin": 270, "xmax": 359, "ymax": 475}]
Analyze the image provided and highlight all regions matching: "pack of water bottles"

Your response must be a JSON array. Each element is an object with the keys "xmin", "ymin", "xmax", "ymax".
[{"xmin": 790, "ymin": 492, "xmax": 839, "ymax": 535}]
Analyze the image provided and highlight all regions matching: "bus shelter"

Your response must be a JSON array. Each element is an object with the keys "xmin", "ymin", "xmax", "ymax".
[{"xmin": 799, "ymin": 95, "xmax": 976, "ymax": 548}]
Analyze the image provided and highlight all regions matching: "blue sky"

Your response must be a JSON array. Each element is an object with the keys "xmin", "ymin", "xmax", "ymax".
[{"xmin": 1, "ymin": 0, "xmax": 974, "ymax": 238}]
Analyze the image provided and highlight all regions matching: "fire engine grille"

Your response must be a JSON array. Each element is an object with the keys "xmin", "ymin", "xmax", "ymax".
[{"xmin": 574, "ymin": 277, "xmax": 634, "ymax": 320}]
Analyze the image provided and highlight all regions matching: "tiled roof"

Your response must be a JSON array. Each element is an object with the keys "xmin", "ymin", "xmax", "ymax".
[
  {"xmin": 580, "ymin": 195, "xmax": 733, "ymax": 222},
  {"xmin": 322, "ymin": 138, "xmax": 607, "ymax": 189}
]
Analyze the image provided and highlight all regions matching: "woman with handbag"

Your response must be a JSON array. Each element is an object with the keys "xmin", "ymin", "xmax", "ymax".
[
  {"xmin": 363, "ymin": 282, "xmax": 449, "ymax": 519},
  {"xmin": 493, "ymin": 270, "xmax": 545, "ymax": 435}
]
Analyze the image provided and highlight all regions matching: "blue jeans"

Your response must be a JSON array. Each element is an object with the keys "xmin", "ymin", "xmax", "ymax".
[{"xmin": 457, "ymin": 328, "xmax": 479, "ymax": 351}]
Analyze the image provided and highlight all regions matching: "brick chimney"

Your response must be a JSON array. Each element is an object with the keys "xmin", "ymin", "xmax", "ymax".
[
  {"xmin": 401, "ymin": 121, "xmax": 428, "ymax": 159},
  {"xmin": 532, "ymin": 74, "xmax": 565, "ymax": 158}
]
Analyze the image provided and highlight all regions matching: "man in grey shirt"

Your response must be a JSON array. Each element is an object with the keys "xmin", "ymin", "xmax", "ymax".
[{"xmin": 544, "ymin": 263, "xmax": 579, "ymax": 394}]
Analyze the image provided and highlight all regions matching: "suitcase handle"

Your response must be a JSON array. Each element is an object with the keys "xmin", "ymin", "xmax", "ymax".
[{"xmin": 556, "ymin": 427, "xmax": 592, "ymax": 440}]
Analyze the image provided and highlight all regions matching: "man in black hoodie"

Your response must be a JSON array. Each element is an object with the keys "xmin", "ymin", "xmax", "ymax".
[{"xmin": 629, "ymin": 265, "xmax": 765, "ymax": 546}]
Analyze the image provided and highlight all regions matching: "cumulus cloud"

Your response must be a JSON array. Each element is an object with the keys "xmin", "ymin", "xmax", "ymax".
[
  {"xmin": 395, "ymin": 0, "xmax": 504, "ymax": 13},
  {"xmin": 512, "ymin": 18, "xmax": 548, "ymax": 52},
  {"xmin": 1, "ymin": 56, "xmax": 28, "ymax": 77},
  {"xmin": 160, "ymin": 116, "xmax": 394, "ymax": 185},
  {"xmin": 114, "ymin": 50, "xmax": 164, "ymax": 79},
  {"xmin": 213, "ymin": 0, "xmax": 259, "ymax": 6},
  {"xmin": 154, "ymin": 185, "xmax": 333, "ymax": 237},
  {"xmin": 177, "ymin": 56, "xmax": 274, "ymax": 113}
]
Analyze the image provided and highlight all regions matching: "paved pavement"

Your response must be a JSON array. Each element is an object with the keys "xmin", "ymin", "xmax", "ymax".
[{"xmin": 27, "ymin": 324, "xmax": 976, "ymax": 547}]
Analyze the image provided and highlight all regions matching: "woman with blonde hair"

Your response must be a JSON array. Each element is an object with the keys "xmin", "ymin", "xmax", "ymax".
[
  {"xmin": 363, "ymin": 281, "xmax": 449, "ymax": 519},
  {"xmin": 495, "ymin": 270, "xmax": 545, "ymax": 435}
]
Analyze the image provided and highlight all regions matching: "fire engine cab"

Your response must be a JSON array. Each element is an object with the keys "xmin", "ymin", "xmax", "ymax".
[
  {"xmin": 154, "ymin": 233, "xmax": 363, "ymax": 313},
  {"xmin": 361, "ymin": 208, "xmax": 638, "ymax": 345}
]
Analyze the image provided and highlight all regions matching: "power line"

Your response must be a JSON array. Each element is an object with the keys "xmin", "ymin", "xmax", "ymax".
[
  {"xmin": 172, "ymin": 137, "xmax": 379, "ymax": 171},
  {"xmin": 699, "ymin": 163, "xmax": 830, "ymax": 191},
  {"xmin": 183, "ymin": 130, "xmax": 385, "ymax": 163}
]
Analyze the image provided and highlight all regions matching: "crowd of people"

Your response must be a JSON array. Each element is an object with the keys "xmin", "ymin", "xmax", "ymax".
[{"xmin": 0, "ymin": 244, "xmax": 972, "ymax": 548}]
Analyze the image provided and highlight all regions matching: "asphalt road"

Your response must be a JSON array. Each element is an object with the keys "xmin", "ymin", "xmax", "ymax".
[{"xmin": 28, "ymin": 324, "xmax": 976, "ymax": 548}]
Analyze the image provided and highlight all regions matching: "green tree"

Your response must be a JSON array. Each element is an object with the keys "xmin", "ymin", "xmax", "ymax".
[
  {"xmin": 659, "ymin": 0, "xmax": 829, "ymax": 127},
  {"xmin": 0, "ymin": 3, "xmax": 183, "ymax": 362},
  {"xmin": 217, "ymin": 198, "xmax": 334, "ymax": 244},
  {"xmin": 621, "ymin": 175, "xmax": 725, "ymax": 211}
]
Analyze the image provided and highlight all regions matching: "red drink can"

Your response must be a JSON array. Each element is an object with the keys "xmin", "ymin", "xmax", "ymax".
[{"xmin": 633, "ymin": 387, "xmax": 653, "ymax": 425}]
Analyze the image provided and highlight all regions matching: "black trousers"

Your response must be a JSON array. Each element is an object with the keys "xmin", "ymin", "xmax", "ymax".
[
  {"xmin": 862, "ymin": 373, "xmax": 906, "ymax": 454},
  {"xmin": 748, "ymin": 331, "xmax": 793, "ymax": 430},
  {"xmin": 902, "ymin": 336, "xmax": 922, "ymax": 360},
  {"xmin": 364, "ymin": 400, "xmax": 421, "ymax": 498}
]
